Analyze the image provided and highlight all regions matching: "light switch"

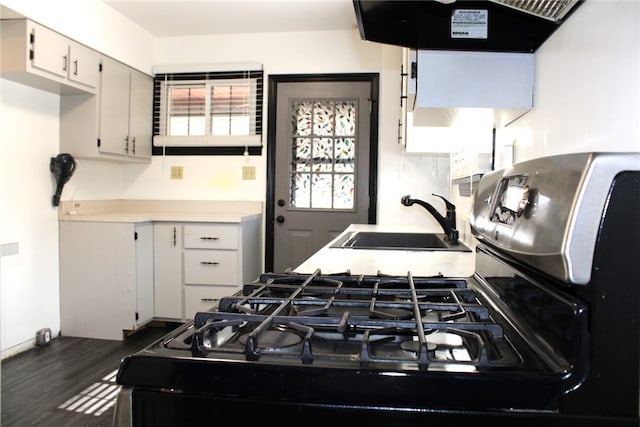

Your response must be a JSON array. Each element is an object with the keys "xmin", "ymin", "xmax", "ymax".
[
  {"xmin": 171, "ymin": 166, "xmax": 184, "ymax": 179},
  {"xmin": 242, "ymin": 166, "xmax": 256, "ymax": 180}
]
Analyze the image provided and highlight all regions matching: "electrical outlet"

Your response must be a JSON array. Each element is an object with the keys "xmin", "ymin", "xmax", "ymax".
[
  {"xmin": 171, "ymin": 166, "xmax": 184, "ymax": 180},
  {"xmin": 36, "ymin": 328, "xmax": 51, "ymax": 346},
  {"xmin": 242, "ymin": 166, "xmax": 256, "ymax": 180}
]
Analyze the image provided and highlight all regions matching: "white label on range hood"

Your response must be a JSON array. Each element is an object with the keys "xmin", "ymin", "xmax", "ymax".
[{"xmin": 451, "ymin": 9, "xmax": 488, "ymax": 39}]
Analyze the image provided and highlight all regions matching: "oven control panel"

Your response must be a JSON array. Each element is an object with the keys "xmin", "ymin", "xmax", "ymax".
[{"xmin": 470, "ymin": 151, "xmax": 640, "ymax": 285}]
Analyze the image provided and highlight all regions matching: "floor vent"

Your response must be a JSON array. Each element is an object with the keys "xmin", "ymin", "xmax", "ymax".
[{"xmin": 57, "ymin": 369, "xmax": 120, "ymax": 416}]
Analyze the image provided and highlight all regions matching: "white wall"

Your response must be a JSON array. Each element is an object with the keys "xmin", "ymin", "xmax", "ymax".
[
  {"xmin": 119, "ymin": 31, "xmax": 449, "ymax": 228},
  {"xmin": 0, "ymin": 0, "xmax": 154, "ymax": 354},
  {"xmin": 499, "ymin": 0, "xmax": 640, "ymax": 161},
  {"xmin": 120, "ymin": 29, "xmax": 381, "ymax": 202},
  {"xmin": 0, "ymin": 80, "xmax": 62, "ymax": 355},
  {"xmin": 376, "ymin": 46, "xmax": 451, "ymax": 225},
  {"xmin": 452, "ymin": 1, "xmax": 640, "ymax": 243}
]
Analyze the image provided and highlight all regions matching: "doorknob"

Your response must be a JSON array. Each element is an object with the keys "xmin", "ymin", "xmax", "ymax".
[
  {"xmin": 277, "ymin": 199, "xmax": 285, "ymax": 207},
  {"xmin": 276, "ymin": 215, "xmax": 285, "ymax": 223}
]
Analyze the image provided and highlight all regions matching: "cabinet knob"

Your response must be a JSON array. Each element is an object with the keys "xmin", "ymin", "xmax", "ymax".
[
  {"xmin": 276, "ymin": 215, "xmax": 285, "ymax": 224},
  {"xmin": 277, "ymin": 199, "xmax": 285, "ymax": 207}
]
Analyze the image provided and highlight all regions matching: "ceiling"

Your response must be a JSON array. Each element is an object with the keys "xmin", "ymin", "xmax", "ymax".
[{"xmin": 103, "ymin": 0, "xmax": 358, "ymax": 37}]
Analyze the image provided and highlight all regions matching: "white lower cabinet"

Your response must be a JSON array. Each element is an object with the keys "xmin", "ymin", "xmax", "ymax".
[
  {"xmin": 59, "ymin": 221, "xmax": 154, "ymax": 340},
  {"xmin": 153, "ymin": 218, "xmax": 261, "ymax": 320},
  {"xmin": 153, "ymin": 223, "xmax": 183, "ymax": 319},
  {"xmin": 59, "ymin": 217, "xmax": 261, "ymax": 338}
]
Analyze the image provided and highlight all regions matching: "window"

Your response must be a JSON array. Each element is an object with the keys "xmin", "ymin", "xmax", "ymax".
[
  {"xmin": 152, "ymin": 66, "xmax": 263, "ymax": 155},
  {"xmin": 289, "ymin": 100, "xmax": 357, "ymax": 210}
]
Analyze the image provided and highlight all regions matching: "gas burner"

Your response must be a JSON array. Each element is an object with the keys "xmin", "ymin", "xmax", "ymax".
[
  {"xmin": 370, "ymin": 307, "xmax": 414, "ymax": 320},
  {"xmin": 401, "ymin": 340, "xmax": 437, "ymax": 352},
  {"xmin": 238, "ymin": 329, "xmax": 302, "ymax": 350}
]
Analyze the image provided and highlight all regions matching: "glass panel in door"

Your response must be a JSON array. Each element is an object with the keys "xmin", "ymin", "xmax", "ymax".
[{"xmin": 289, "ymin": 100, "xmax": 357, "ymax": 210}]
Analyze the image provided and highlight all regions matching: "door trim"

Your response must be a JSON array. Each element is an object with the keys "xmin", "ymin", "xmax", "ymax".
[{"xmin": 265, "ymin": 73, "xmax": 379, "ymax": 272}]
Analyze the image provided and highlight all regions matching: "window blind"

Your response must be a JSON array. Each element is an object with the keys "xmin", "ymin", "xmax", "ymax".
[{"xmin": 152, "ymin": 67, "xmax": 263, "ymax": 156}]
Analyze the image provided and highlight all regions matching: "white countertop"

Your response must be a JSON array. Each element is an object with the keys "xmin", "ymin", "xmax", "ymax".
[
  {"xmin": 59, "ymin": 210, "xmax": 262, "ymax": 223},
  {"xmin": 294, "ymin": 224, "xmax": 476, "ymax": 278},
  {"xmin": 57, "ymin": 199, "xmax": 263, "ymax": 223}
]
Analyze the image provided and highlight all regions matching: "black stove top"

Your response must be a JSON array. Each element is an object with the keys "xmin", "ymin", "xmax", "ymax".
[
  {"xmin": 116, "ymin": 263, "xmax": 583, "ymax": 420},
  {"xmin": 170, "ymin": 270, "xmax": 523, "ymax": 371}
]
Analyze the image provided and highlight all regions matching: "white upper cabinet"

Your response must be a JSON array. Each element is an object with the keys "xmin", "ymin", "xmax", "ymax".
[
  {"xmin": 99, "ymin": 57, "xmax": 152, "ymax": 160},
  {"xmin": 2, "ymin": 18, "xmax": 152, "ymax": 162},
  {"xmin": 128, "ymin": 68, "xmax": 153, "ymax": 159},
  {"xmin": 99, "ymin": 58, "xmax": 134, "ymax": 155},
  {"xmin": 410, "ymin": 49, "xmax": 534, "ymax": 128},
  {"xmin": 29, "ymin": 22, "xmax": 68, "ymax": 79},
  {"xmin": 60, "ymin": 56, "xmax": 153, "ymax": 163},
  {"xmin": 67, "ymin": 39, "xmax": 100, "ymax": 89},
  {"xmin": 0, "ymin": 19, "xmax": 100, "ymax": 94}
]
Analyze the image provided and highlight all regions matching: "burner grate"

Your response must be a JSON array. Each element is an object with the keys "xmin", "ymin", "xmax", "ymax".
[{"xmin": 189, "ymin": 270, "xmax": 521, "ymax": 370}]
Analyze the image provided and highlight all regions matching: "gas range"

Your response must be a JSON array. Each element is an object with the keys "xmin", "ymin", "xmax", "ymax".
[
  {"xmin": 114, "ymin": 152, "xmax": 640, "ymax": 426},
  {"xmin": 167, "ymin": 270, "xmax": 542, "ymax": 373}
]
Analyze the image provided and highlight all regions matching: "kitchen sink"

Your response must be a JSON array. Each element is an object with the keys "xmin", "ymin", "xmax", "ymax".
[{"xmin": 330, "ymin": 231, "xmax": 472, "ymax": 252}]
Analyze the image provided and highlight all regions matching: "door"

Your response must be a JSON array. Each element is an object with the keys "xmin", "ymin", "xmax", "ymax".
[{"xmin": 268, "ymin": 75, "xmax": 379, "ymax": 272}]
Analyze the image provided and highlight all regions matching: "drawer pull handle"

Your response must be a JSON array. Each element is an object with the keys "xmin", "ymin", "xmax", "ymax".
[
  {"xmin": 201, "ymin": 298, "xmax": 219, "ymax": 302},
  {"xmin": 200, "ymin": 237, "xmax": 219, "ymax": 241},
  {"xmin": 200, "ymin": 261, "xmax": 220, "ymax": 265}
]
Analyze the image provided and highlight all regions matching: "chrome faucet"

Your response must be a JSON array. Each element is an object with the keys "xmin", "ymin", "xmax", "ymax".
[{"xmin": 401, "ymin": 194, "xmax": 459, "ymax": 244}]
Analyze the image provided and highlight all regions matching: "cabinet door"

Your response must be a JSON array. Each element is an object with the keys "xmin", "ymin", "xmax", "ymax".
[
  {"xmin": 99, "ymin": 58, "xmax": 131, "ymax": 156},
  {"xmin": 135, "ymin": 223, "xmax": 154, "ymax": 326},
  {"xmin": 129, "ymin": 70, "xmax": 153, "ymax": 159},
  {"xmin": 30, "ymin": 21, "xmax": 69, "ymax": 79},
  {"xmin": 68, "ymin": 40, "xmax": 100, "ymax": 89},
  {"xmin": 59, "ymin": 221, "xmax": 137, "ymax": 341},
  {"xmin": 153, "ymin": 224, "xmax": 183, "ymax": 319}
]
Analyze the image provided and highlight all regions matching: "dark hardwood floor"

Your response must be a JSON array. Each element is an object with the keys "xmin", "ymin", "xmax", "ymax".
[{"xmin": 1, "ymin": 321, "xmax": 183, "ymax": 427}]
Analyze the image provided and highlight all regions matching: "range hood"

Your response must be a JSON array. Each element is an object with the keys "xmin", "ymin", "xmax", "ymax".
[{"xmin": 353, "ymin": 0, "xmax": 584, "ymax": 52}]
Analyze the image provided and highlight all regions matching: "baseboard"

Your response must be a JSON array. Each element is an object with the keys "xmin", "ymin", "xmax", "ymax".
[{"xmin": 1, "ymin": 338, "xmax": 36, "ymax": 360}]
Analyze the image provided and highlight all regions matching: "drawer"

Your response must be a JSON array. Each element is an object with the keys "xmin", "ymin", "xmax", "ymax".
[
  {"xmin": 184, "ymin": 250, "xmax": 239, "ymax": 285},
  {"xmin": 184, "ymin": 224, "xmax": 238, "ymax": 249},
  {"xmin": 184, "ymin": 285, "xmax": 238, "ymax": 317}
]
